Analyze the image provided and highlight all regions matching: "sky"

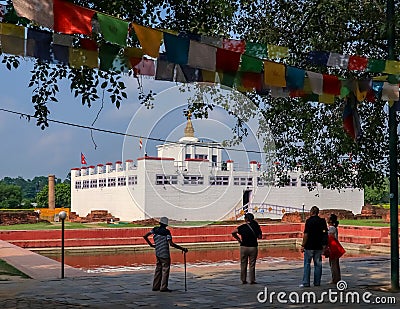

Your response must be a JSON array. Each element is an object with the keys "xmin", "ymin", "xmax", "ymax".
[
  {"xmin": 0, "ymin": 59, "xmax": 164, "ymax": 180},
  {"xmin": 0, "ymin": 58, "xmax": 269, "ymax": 181}
]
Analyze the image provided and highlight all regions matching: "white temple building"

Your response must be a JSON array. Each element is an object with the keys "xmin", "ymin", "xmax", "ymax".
[{"xmin": 71, "ymin": 117, "xmax": 364, "ymax": 222}]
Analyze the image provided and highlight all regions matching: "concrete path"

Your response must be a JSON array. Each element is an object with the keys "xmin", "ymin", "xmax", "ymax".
[
  {"xmin": 0, "ymin": 240, "xmax": 87, "ymax": 279},
  {"xmin": 0, "ymin": 240, "xmax": 399, "ymax": 308}
]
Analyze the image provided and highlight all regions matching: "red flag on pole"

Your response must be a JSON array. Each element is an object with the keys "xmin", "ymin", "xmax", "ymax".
[{"xmin": 81, "ymin": 152, "xmax": 87, "ymax": 165}]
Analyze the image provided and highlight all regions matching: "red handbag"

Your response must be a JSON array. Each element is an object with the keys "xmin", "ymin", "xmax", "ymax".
[{"xmin": 328, "ymin": 234, "xmax": 346, "ymax": 259}]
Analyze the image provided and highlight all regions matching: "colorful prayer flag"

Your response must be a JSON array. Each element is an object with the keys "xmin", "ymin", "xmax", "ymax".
[
  {"xmin": 134, "ymin": 58, "xmax": 155, "ymax": 76},
  {"xmin": 322, "ymin": 74, "xmax": 341, "ymax": 95},
  {"xmin": 69, "ymin": 48, "xmax": 98, "ymax": 69},
  {"xmin": 240, "ymin": 55, "xmax": 263, "ymax": 73},
  {"xmin": 327, "ymin": 53, "xmax": 349, "ymax": 69},
  {"xmin": 163, "ymin": 32, "xmax": 190, "ymax": 65},
  {"xmin": 267, "ymin": 44, "xmax": 289, "ymax": 59},
  {"xmin": 222, "ymin": 39, "xmax": 246, "ymax": 53},
  {"xmin": 307, "ymin": 51, "xmax": 329, "ymax": 66},
  {"xmin": 26, "ymin": 28, "xmax": 52, "ymax": 61},
  {"xmin": 348, "ymin": 55, "xmax": 368, "ymax": 71},
  {"xmin": 366, "ymin": 59, "xmax": 386, "ymax": 73},
  {"xmin": 264, "ymin": 61, "xmax": 286, "ymax": 88},
  {"xmin": 245, "ymin": 42, "xmax": 267, "ymax": 59},
  {"xmin": 200, "ymin": 35, "xmax": 223, "ymax": 48},
  {"xmin": 383, "ymin": 60, "xmax": 400, "ymax": 75},
  {"xmin": 132, "ymin": 23, "xmax": 162, "ymax": 58},
  {"xmin": 216, "ymin": 48, "xmax": 241, "ymax": 72},
  {"xmin": 306, "ymin": 71, "xmax": 323, "ymax": 95},
  {"xmin": 53, "ymin": 33, "xmax": 74, "ymax": 46},
  {"xmin": 53, "ymin": 0, "xmax": 95, "ymax": 35},
  {"xmin": 286, "ymin": 66, "xmax": 305, "ymax": 90},
  {"xmin": 99, "ymin": 43, "xmax": 121, "ymax": 71},
  {"xmin": 13, "ymin": 0, "xmax": 54, "ymax": 29},
  {"xmin": 0, "ymin": 23, "xmax": 25, "ymax": 56},
  {"xmin": 155, "ymin": 55, "xmax": 175, "ymax": 81},
  {"xmin": 188, "ymin": 40, "xmax": 216, "ymax": 71},
  {"xmin": 96, "ymin": 13, "xmax": 129, "ymax": 47},
  {"xmin": 382, "ymin": 82, "xmax": 400, "ymax": 101},
  {"xmin": 343, "ymin": 95, "xmax": 361, "ymax": 141}
]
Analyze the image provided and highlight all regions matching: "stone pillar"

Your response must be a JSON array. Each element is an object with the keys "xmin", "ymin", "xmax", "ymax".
[{"xmin": 48, "ymin": 175, "xmax": 55, "ymax": 210}]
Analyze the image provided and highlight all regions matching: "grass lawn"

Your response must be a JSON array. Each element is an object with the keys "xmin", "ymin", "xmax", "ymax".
[
  {"xmin": 0, "ymin": 259, "xmax": 29, "ymax": 280},
  {"xmin": 339, "ymin": 219, "xmax": 390, "ymax": 227},
  {"xmin": 0, "ymin": 222, "xmax": 104, "ymax": 230},
  {"xmin": 0, "ymin": 221, "xmax": 228, "ymax": 230}
]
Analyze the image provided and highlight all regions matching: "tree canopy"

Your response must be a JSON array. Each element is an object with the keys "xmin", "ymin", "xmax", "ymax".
[
  {"xmin": 1, "ymin": 0, "xmax": 399, "ymax": 191},
  {"xmin": 36, "ymin": 183, "xmax": 71, "ymax": 208}
]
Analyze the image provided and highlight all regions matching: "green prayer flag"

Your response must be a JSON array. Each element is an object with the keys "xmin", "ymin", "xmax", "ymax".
[
  {"xmin": 99, "ymin": 43, "xmax": 122, "ymax": 71},
  {"xmin": 97, "ymin": 13, "xmax": 129, "ymax": 46},
  {"xmin": 240, "ymin": 55, "xmax": 263, "ymax": 73},
  {"xmin": 245, "ymin": 42, "xmax": 267, "ymax": 58},
  {"xmin": 367, "ymin": 59, "xmax": 386, "ymax": 73},
  {"xmin": 219, "ymin": 72, "xmax": 237, "ymax": 88}
]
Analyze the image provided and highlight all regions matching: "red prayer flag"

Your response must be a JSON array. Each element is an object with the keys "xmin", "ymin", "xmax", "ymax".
[
  {"xmin": 322, "ymin": 74, "xmax": 341, "ymax": 95},
  {"xmin": 216, "ymin": 48, "xmax": 241, "ymax": 72},
  {"xmin": 222, "ymin": 39, "xmax": 246, "ymax": 53},
  {"xmin": 80, "ymin": 38, "xmax": 98, "ymax": 51},
  {"xmin": 53, "ymin": 0, "xmax": 95, "ymax": 35},
  {"xmin": 348, "ymin": 55, "xmax": 368, "ymax": 71},
  {"xmin": 81, "ymin": 152, "xmax": 87, "ymax": 165},
  {"xmin": 240, "ymin": 72, "xmax": 263, "ymax": 91}
]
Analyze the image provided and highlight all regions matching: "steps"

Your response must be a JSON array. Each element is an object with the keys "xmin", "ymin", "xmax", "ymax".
[{"xmin": 0, "ymin": 223, "xmax": 395, "ymax": 249}]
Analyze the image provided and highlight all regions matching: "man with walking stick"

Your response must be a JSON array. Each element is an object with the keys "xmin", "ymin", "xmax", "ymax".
[{"xmin": 144, "ymin": 217, "xmax": 188, "ymax": 292}]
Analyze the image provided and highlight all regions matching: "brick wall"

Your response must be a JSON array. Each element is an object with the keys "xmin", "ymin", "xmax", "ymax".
[{"xmin": 0, "ymin": 211, "xmax": 40, "ymax": 225}]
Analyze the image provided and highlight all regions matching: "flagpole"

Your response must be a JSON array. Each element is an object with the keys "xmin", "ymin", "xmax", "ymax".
[{"xmin": 387, "ymin": 0, "xmax": 399, "ymax": 291}]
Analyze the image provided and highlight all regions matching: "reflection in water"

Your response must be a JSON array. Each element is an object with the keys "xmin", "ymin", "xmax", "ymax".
[{"xmin": 42, "ymin": 247, "xmax": 367, "ymax": 274}]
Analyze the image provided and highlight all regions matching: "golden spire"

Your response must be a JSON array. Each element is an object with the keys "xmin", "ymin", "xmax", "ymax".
[{"xmin": 184, "ymin": 112, "xmax": 194, "ymax": 138}]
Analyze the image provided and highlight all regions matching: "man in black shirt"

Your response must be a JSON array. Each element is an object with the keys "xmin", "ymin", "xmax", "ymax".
[
  {"xmin": 232, "ymin": 213, "xmax": 263, "ymax": 284},
  {"xmin": 300, "ymin": 206, "xmax": 328, "ymax": 287}
]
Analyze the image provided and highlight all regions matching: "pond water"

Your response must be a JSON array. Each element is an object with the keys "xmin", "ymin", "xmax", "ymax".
[{"xmin": 41, "ymin": 247, "xmax": 370, "ymax": 274}]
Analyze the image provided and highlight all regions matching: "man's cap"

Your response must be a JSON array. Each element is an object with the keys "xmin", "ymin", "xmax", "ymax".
[{"xmin": 160, "ymin": 217, "xmax": 169, "ymax": 226}]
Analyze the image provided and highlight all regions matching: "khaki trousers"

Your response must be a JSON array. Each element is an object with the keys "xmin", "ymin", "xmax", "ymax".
[
  {"xmin": 152, "ymin": 256, "xmax": 171, "ymax": 291},
  {"xmin": 240, "ymin": 246, "xmax": 258, "ymax": 283}
]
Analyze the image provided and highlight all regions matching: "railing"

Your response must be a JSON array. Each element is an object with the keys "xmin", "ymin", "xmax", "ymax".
[{"xmin": 235, "ymin": 203, "xmax": 308, "ymax": 220}]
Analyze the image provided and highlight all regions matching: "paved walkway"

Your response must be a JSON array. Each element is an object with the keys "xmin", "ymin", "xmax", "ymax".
[{"xmin": 0, "ymin": 241, "xmax": 399, "ymax": 308}]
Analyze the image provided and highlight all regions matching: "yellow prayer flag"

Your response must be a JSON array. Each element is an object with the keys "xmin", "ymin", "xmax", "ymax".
[
  {"xmin": 303, "ymin": 78, "xmax": 312, "ymax": 94},
  {"xmin": 319, "ymin": 94, "xmax": 335, "ymax": 104},
  {"xmin": 201, "ymin": 70, "xmax": 216, "ymax": 83},
  {"xmin": 69, "ymin": 48, "xmax": 98, "ymax": 69},
  {"xmin": 124, "ymin": 47, "xmax": 144, "ymax": 59},
  {"xmin": 383, "ymin": 60, "xmax": 400, "ymax": 74},
  {"xmin": 264, "ymin": 61, "xmax": 286, "ymax": 88},
  {"xmin": 373, "ymin": 75, "xmax": 389, "ymax": 81},
  {"xmin": 132, "ymin": 23, "xmax": 162, "ymax": 58},
  {"xmin": 267, "ymin": 44, "xmax": 289, "ymax": 58},
  {"xmin": 0, "ymin": 24, "xmax": 26, "ymax": 56},
  {"xmin": 354, "ymin": 83, "xmax": 367, "ymax": 102},
  {"xmin": 0, "ymin": 23, "xmax": 25, "ymax": 37}
]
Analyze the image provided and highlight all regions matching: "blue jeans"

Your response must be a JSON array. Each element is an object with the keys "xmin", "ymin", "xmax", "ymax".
[{"xmin": 302, "ymin": 249, "xmax": 323, "ymax": 286}]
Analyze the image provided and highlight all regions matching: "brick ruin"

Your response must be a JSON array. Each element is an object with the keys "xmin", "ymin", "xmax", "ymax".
[{"xmin": 0, "ymin": 211, "xmax": 41, "ymax": 225}]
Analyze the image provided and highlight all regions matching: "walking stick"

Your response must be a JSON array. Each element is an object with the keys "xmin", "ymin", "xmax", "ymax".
[{"xmin": 184, "ymin": 251, "xmax": 187, "ymax": 292}]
